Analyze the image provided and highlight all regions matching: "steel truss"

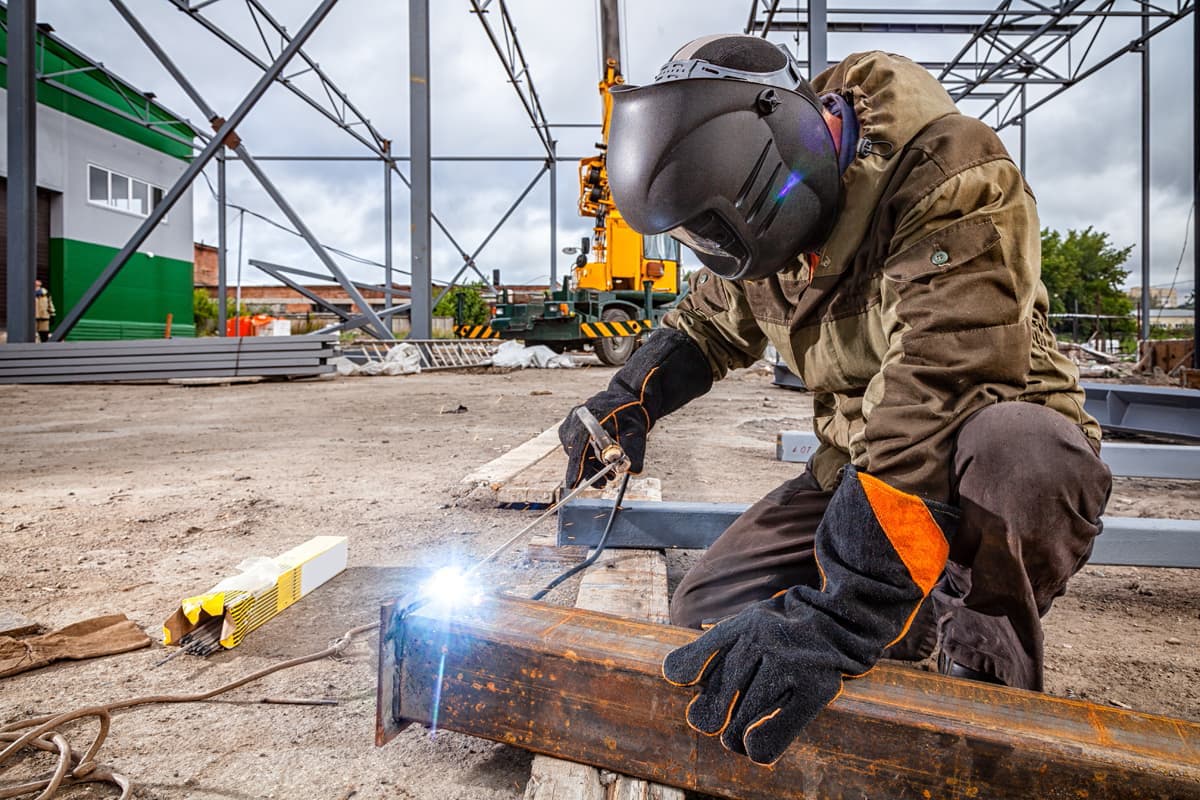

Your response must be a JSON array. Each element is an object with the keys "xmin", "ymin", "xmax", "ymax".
[
  {"xmin": 3, "ymin": 2, "xmax": 1194, "ymax": 356},
  {"xmin": 746, "ymin": 1, "xmax": 1197, "ymax": 357}
]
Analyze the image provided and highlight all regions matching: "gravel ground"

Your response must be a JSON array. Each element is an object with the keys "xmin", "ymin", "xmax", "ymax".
[{"xmin": 1, "ymin": 363, "xmax": 1196, "ymax": 798}]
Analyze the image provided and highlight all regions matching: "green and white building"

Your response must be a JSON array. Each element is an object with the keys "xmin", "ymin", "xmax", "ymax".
[{"xmin": 0, "ymin": 8, "xmax": 196, "ymax": 339}]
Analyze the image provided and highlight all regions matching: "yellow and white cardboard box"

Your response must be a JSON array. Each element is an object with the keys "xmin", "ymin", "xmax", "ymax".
[{"xmin": 163, "ymin": 535, "xmax": 348, "ymax": 649}]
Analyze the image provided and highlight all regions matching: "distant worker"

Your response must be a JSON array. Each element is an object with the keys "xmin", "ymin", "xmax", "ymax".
[
  {"xmin": 558, "ymin": 37, "xmax": 1111, "ymax": 766},
  {"xmin": 34, "ymin": 279, "xmax": 56, "ymax": 343}
]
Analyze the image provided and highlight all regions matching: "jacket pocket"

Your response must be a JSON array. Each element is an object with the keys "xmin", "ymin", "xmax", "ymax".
[
  {"xmin": 743, "ymin": 268, "xmax": 812, "ymax": 326},
  {"xmin": 883, "ymin": 216, "xmax": 1001, "ymax": 282}
]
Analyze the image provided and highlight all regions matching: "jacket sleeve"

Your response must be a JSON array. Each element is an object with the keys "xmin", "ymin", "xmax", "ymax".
[
  {"xmin": 662, "ymin": 269, "xmax": 769, "ymax": 381},
  {"xmin": 857, "ymin": 157, "xmax": 1040, "ymax": 501}
]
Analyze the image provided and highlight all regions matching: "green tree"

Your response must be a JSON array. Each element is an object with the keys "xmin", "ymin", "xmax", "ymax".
[
  {"xmin": 434, "ymin": 283, "xmax": 490, "ymax": 325},
  {"xmin": 1040, "ymin": 226, "xmax": 1134, "ymax": 332}
]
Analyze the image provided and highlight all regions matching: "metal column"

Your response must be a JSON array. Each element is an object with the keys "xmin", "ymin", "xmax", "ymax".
[
  {"xmin": 1140, "ymin": 11, "xmax": 1151, "ymax": 342},
  {"xmin": 1194, "ymin": 6, "xmax": 1199, "ymax": 369},
  {"xmin": 409, "ymin": 0, "xmax": 433, "ymax": 340},
  {"xmin": 807, "ymin": 0, "xmax": 828, "ymax": 76},
  {"xmin": 217, "ymin": 149, "xmax": 228, "ymax": 337},
  {"xmin": 5, "ymin": 0, "xmax": 37, "ymax": 344},
  {"xmin": 384, "ymin": 150, "xmax": 394, "ymax": 329},
  {"xmin": 1019, "ymin": 84, "xmax": 1027, "ymax": 175},
  {"xmin": 549, "ymin": 142, "xmax": 558, "ymax": 289}
]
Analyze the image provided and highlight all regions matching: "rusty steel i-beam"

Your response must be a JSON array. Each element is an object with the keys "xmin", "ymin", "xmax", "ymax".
[{"xmin": 376, "ymin": 595, "xmax": 1200, "ymax": 800}]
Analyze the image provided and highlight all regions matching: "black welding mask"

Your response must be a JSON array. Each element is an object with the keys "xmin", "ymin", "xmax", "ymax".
[{"xmin": 608, "ymin": 35, "xmax": 841, "ymax": 281}]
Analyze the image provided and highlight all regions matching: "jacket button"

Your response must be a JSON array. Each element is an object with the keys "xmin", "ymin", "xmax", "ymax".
[{"xmin": 931, "ymin": 250, "xmax": 950, "ymax": 266}]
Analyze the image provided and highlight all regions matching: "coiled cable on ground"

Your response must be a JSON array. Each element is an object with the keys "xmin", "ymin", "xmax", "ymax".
[{"xmin": 0, "ymin": 622, "xmax": 377, "ymax": 800}]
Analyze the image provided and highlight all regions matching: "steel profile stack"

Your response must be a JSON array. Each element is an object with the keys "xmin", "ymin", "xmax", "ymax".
[{"xmin": 0, "ymin": 336, "xmax": 337, "ymax": 384}]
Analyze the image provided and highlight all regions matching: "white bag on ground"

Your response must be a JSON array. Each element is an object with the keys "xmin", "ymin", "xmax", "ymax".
[{"xmin": 491, "ymin": 340, "xmax": 576, "ymax": 369}]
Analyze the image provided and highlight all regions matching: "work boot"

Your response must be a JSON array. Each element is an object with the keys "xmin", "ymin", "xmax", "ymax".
[{"xmin": 937, "ymin": 650, "xmax": 1005, "ymax": 685}]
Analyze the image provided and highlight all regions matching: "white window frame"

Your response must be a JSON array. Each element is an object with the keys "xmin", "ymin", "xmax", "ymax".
[{"xmin": 87, "ymin": 164, "xmax": 168, "ymax": 224}]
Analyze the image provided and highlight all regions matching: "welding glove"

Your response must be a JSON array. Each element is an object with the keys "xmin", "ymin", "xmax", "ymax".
[
  {"xmin": 662, "ymin": 466, "xmax": 958, "ymax": 766},
  {"xmin": 560, "ymin": 328, "xmax": 712, "ymax": 488}
]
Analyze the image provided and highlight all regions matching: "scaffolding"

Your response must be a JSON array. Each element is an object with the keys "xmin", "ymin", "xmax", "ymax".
[{"xmin": 1, "ymin": 0, "xmax": 1196, "ymax": 367}]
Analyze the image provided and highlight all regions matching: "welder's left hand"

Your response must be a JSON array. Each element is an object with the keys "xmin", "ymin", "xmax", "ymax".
[{"xmin": 663, "ymin": 466, "xmax": 958, "ymax": 765}]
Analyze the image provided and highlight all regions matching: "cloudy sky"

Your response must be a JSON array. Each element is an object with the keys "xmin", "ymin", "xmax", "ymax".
[{"xmin": 38, "ymin": 0, "xmax": 1196, "ymax": 299}]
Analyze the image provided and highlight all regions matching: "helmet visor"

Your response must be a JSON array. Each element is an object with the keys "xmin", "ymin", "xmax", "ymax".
[{"xmin": 669, "ymin": 211, "xmax": 747, "ymax": 263}]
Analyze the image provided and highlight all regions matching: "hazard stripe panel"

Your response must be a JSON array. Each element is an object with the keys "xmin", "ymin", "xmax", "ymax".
[
  {"xmin": 455, "ymin": 325, "xmax": 501, "ymax": 339},
  {"xmin": 578, "ymin": 319, "xmax": 658, "ymax": 340}
]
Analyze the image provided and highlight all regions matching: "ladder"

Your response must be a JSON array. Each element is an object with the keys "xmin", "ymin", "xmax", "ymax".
[{"xmin": 356, "ymin": 338, "xmax": 502, "ymax": 371}]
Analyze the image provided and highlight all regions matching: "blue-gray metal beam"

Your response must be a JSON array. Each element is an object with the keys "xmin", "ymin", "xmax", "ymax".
[
  {"xmin": 776, "ymin": 431, "xmax": 1200, "ymax": 480},
  {"xmin": 110, "ymin": 0, "xmax": 392, "ymax": 341},
  {"xmin": 1141, "ymin": 10, "xmax": 1151, "ymax": 342},
  {"xmin": 385, "ymin": 153, "xmax": 394, "ymax": 327},
  {"xmin": 432, "ymin": 164, "xmax": 547, "ymax": 309},
  {"xmin": 247, "ymin": 261, "xmax": 354, "ymax": 322},
  {"xmin": 218, "ymin": 150, "xmax": 228, "ymax": 336},
  {"xmin": 1195, "ymin": 0, "xmax": 1199, "ymax": 370},
  {"xmin": 808, "ymin": 0, "xmax": 828, "ymax": 76},
  {"xmin": 410, "ymin": 0, "xmax": 433, "ymax": 340},
  {"xmin": 1082, "ymin": 381, "xmax": 1200, "ymax": 440},
  {"xmin": 316, "ymin": 303, "xmax": 412, "ymax": 336},
  {"xmin": 557, "ymin": 499, "xmax": 1200, "ymax": 569},
  {"xmin": 248, "ymin": 259, "xmax": 397, "ymax": 298},
  {"xmin": 52, "ymin": 0, "xmax": 341, "ymax": 340},
  {"xmin": 549, "ymin": 143, "xmax": 558, "ymax": 289},
  {"xmin": 5, "ymin": 0, "xmax": 37, "ymax": 344}
]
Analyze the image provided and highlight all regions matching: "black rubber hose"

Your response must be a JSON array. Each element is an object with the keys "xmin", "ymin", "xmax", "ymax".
[{"xmin": 530, "ymin": 471, "xmax": 631, "ymax": 601}]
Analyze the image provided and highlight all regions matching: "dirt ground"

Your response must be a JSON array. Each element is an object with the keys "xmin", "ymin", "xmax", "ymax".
[{"xmin": 1, "ymin": 362, "xmax": 1197, "ymax": 799}]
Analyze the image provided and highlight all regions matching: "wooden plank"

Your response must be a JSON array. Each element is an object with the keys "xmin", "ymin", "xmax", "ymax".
[
  {"xmin": 525, "ymin": 486, "xmax": 681, "ymax": 800},
  {"xmin": 382, "ymin": 595, "xmax": 1200, "ymax": 800},
  {"xmin": 498, "ymin": 451, "xmax": 566, "ymax": 506},
  {"xmin": 462, "ymin": 425, "xmax": 562, "ymax": 491}
]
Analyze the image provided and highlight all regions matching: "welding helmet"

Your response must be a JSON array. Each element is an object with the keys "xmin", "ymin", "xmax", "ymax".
[{"xmin": 607, "ymin": 35, "xmax": 840, "ymax": 281}]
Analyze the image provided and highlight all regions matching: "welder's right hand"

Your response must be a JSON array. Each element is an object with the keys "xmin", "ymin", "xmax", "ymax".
[
  {"xmin": 560, "ymin": 396, "xmax": 648, "ymax": 489},
  {"xmin": 557, "ymin": 328, "xmax": 714, "ymax": 490}
]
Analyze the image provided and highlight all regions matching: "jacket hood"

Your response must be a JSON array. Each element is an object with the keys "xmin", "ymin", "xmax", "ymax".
[
  {"xmin": 812, "ymin": 51, "xmax": 959, "ymax": 159},
  {"xmin": 799, "ymin": 52, "xmax": 960, "ymax": 277}
]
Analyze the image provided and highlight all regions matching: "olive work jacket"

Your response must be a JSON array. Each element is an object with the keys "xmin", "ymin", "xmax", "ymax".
[{"xmin": 663, "ymin": 51, "xmax": 1100, "ymax": 503}]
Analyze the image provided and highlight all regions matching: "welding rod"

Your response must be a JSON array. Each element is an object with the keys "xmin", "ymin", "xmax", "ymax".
[{"xmin": 459, "ymin": 459, "xmax": 623, "ymax": 582}]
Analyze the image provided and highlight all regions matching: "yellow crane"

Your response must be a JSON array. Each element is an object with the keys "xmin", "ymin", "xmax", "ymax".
[{"xmin": 475, "ymin": 0, "xmax": 682, "ymax": 366}]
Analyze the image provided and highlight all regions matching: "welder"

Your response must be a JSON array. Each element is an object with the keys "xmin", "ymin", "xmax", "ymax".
[{"xmin": 557, "ymin": 35, "xmax": 1112, "ymax": 766}]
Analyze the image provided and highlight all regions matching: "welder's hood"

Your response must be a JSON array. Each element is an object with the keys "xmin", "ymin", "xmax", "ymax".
[{"xmin": 606, "ymin": 77, "xmax": 840, "ymax": 281}]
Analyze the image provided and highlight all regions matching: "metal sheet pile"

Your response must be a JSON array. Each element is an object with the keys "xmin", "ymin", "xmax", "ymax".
[{"xmin": 0, "ymin": 335, "xmax": 336, "ymax": 384}]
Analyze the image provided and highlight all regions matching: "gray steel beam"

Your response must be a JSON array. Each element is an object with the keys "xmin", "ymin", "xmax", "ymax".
[
  {"xmin": 1195, "ymin": 0, "xmax": 1199, "ymax": 370},
  {"xmin": 432, "ymin": 164, "xmax": 547, "ymax": 309},
  {"xmin": 549, "ymin": 143, "xmax": 558, "ymax": 289},
  {"xmin": 1141, "ymin": 10, "xmax": 1151, "ymax": 341},
  {"xmin": 385, "ymin": 153, "xmax": 394, "ymax": 325},
  {"xmin": 5, "ymin": 0, "xmax": 37, "ymax": 344},
  {"xmin": 248, "ymin": 262, "xmax": 354, "ymax": 322},
  {"xmin": 410, "ymin": 0, "xmax": 433, "ymax": 340},
  {"xmin": 808, "ymin": 0, "xmax": 828, "ymax": 75},
  {"xmin": 1082, "ymin": 381, "xmax": 1200, "ymax": 439},
  {"xmin": 557, "ymin": 499, "xmax": 1200, "ymax": 569},
  {"xmin": 775, "ymin": 430, "xmax": 1200, "ymax": 480},
  {"xmin": 109, "ymin": 0, "xmax": 391, "ymax": 341},
  {"xmin": 217, "ymin": 150, "xmax": 228, "ymax": 337},
  {"xmin": 236, "ymin": 153, "xmax": 392, "ymax": 338},
  {"xmin": 52, "ymin": 0, "xmax": 341, "ymax": 340}
]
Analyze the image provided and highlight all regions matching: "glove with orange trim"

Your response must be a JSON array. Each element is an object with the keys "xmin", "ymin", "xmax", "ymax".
[
  {"xmin": 663, "ymin": 466, "xmax": 958, "ymax": 765},
  {"xmin": 560, "ymin": 328, "xmax": 712, "ymax": 488}
]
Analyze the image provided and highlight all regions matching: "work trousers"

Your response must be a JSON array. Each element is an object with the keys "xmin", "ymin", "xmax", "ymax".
[{"xmin": 669, "ymin": 402, "xmax": 1112, "ymax": 691}]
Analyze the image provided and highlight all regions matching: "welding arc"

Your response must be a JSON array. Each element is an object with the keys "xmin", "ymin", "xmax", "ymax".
[
  {"xmin": 530, "ymin": 471, "xmax": 631, "ymax": 601},
  {"xmin": 0, "ymin": 622, "xmax": 376, "ymax": 800}
]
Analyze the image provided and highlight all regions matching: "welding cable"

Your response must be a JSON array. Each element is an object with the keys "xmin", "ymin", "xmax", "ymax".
[
  {"xmin": 530, "ymin": 471, "xmax": 631, "ymax": 602},
  {"xmin": 0, "ymin": 622, "xmax": 377, "ymax": 800}
]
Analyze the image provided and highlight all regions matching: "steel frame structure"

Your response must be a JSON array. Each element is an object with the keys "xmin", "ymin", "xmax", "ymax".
[
  {"xmin": 747, "ymin": 0, "xmax": 1197, "ymax": 363},
  {"xmin": 1, "ymin": 1, "xmax": 1195, "ymax": 357}
]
